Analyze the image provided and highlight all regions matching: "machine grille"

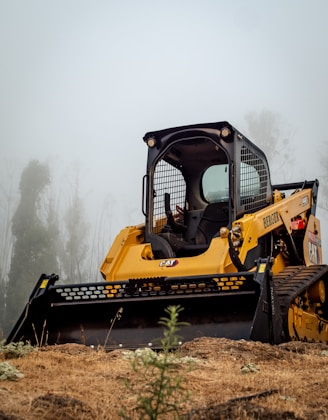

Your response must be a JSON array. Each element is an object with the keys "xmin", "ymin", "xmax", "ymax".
[
  {"xmin": 53, "ymin": 275, "xmax": 251, "ymax": 302},
  {"xmin": 240, "ymin": 144, "xmax": 269, "ymax": 212},
  {"xmin": 153, "ymin": 160, "xmax": 186, "ymax": 232}
]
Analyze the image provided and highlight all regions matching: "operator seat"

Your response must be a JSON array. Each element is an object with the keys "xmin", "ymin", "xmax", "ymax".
[{"xmin": 160, "ymin": 202, "xmax": 229, "ymax": 257}]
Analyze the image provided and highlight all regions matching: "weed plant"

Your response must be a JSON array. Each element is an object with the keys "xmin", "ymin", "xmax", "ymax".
[
  {"xmin": 0, "ymin": 361, "xmax": 24, "ymax": 380},
  {"xmin": 121, "ymin": 305, "xmax": 192, "ymax": 420},
  {"xmin": 0, "ymin": 340, "xmax": 36, "ymax": 359}
]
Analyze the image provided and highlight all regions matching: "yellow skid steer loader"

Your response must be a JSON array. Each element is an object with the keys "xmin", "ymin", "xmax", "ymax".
[{"xmin": 7, "ymin": 122, "xmax": 328, "ymax": 348}]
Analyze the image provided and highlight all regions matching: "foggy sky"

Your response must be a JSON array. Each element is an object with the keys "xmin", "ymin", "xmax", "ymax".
[{"xmin": 1, "ymin": 0, "xmax": 328, "ymax": 237}]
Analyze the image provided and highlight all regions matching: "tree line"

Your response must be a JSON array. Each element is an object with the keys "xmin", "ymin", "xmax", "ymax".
[{"xmin": 0, "ymin": 160, "xmax": 95, "ymax": 336}]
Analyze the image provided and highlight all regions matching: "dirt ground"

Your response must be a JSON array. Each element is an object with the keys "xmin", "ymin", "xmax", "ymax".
[{"xmin": 1, "ymin": 337, "xmax": 328, "ymax": 419}]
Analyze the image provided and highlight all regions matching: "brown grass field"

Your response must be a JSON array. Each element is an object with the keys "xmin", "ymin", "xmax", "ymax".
[{"xmin": 1, "ymin": 337, "xmax": 328, "ymax": 419}]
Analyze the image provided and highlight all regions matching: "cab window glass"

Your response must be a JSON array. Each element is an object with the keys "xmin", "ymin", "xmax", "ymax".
[{"xmin": 202, "ymin": 164, "xmax": 229, "ymax": 203}]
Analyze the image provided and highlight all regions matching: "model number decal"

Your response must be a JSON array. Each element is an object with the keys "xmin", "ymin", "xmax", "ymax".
[
  {"xmin": 263, "ymin": 211, "xmax": 280, "ymax": 229},
  {"xmin": 309, "ymin": 242, "xmax": 319, "ymax": 264},
  {"xmin": 301, "ymin": 196, "xmax": 309, "ymax": 206},
  {"xmin": 159, "ymin": 259, "xmax": 179, "ymax": 267},
  {"xmin": 308, "ymin": 231, "xmax": 321, "ymax": 264}
]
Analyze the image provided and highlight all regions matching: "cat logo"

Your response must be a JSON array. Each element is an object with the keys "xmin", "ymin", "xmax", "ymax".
[{"xmin": 159, "ymin": 259, "xmax": 179, "ymax": 267}]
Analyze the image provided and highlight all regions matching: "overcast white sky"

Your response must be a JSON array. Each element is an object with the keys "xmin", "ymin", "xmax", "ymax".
[{"xmin": 1, "ymin": 0, "xmax": 328, "ymax": 244}]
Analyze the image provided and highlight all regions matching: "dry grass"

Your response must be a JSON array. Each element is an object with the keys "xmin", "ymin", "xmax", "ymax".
[{"xmin": 1, "ymin": 338, "xmax": 328, "ymax": 419}]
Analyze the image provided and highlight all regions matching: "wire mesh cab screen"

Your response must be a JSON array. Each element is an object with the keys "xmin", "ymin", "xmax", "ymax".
[
  {"xmin": 237, "ymin": 141, "xmax": 272, "ymax": 214},
  {"xmin": 153, "ymin": 160, "xmax": 186, "ymax": 233}
]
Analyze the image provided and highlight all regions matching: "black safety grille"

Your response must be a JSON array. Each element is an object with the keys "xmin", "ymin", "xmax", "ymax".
[
  {"xmin": 52, "ymin": 274, "xmax": 253, "ymax": 303},
  {"xmin": 153, "ymin": 160, "xmax": 186, "ymax": 232},
  {"xmin": 240, "ymin": 145, "xmax": 269, "ymax": 212}
]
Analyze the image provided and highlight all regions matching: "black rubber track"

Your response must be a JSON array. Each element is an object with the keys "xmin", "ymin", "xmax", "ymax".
[{"xmin": 273, "ymin": 265, "xmax": 328, "ymax": 338}]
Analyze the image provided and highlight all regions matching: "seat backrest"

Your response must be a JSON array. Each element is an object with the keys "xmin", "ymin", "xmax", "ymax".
[
  {"xmin": 183, "ymin": 209, "xmax": 203, "ymax": 243},
  {"xmin": 195, "ymin": 202, "xmax": 229, "ymax": 245}
]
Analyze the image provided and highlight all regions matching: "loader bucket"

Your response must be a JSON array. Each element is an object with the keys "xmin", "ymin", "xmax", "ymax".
[{"xmin": 7, "ymin": 260, "xmax": 283, "ymax": 349}]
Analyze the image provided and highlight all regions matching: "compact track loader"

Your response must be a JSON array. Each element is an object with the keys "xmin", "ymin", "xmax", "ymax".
[{"xmin": 7, "ymin": 121, "xmax": 328, "ymax": 348}]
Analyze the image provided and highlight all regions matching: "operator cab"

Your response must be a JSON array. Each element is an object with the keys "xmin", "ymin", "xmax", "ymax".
[{"xmin": 143, "ymin": 122, "xmax": 272, "ymax": 259}]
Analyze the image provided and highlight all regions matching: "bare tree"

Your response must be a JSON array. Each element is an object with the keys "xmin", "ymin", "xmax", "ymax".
[
  {"xmin": 245, "ymin": 110, "xmax": 294, "ymax": 183},
  {"xmin": 0, "ymin": 161, "xmax": 19, "ymax": 336},
  {"xmin": 60, "ymin": 165, "xmax": 89, "ymax": 284}
]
